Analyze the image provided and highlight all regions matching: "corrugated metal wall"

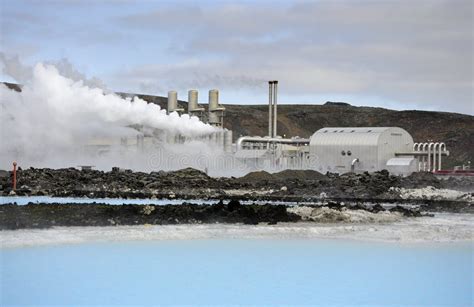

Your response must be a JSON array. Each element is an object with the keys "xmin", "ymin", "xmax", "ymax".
[{"xmin": 309, "ymin": 127, "xmax": 413, "ymax": 173}]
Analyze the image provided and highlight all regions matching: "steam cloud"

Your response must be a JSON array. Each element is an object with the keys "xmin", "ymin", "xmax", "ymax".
[{"xmin": 0, "ymin": 57, "xmax": 246, "ymax": 174}]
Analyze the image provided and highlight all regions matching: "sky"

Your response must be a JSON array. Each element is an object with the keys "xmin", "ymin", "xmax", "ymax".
[{"xmin": 0, "ymin": 0, "xmax": 473, "ymax": 114}]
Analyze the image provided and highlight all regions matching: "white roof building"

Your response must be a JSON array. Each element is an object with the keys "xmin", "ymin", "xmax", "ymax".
[{"xmin": 309, "ymin": 127, "xmax": 416, "ymax": 175}]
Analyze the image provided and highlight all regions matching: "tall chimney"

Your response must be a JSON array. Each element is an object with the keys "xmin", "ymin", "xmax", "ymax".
[
  {"xmin": 273, "ymin": 80, "xmax": 278, "ymax": 138},
  {"xmin": 268, "ymin": 81, "xmax": 273, "ymax": 137}
]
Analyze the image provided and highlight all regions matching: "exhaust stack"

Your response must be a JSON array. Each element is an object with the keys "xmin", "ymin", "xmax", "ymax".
[
  {"xmin": 208, "ymin": 89, "xmax": 225, "ymax": 127},
  {"xmin": 167, "ymin": 91, "xmax": 184, "ymax": 115},
  {"xmin": 268, "ymin": 81, "xmax": 278, "ymax": 138},
  {"xmin": 187, "ymin": 90, "xmax": 205, "ymax": 118}
]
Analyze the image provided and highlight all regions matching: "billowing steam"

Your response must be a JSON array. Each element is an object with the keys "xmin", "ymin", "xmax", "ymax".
[{"xmin": 0, "ymin": 57, "xmax": 250, "ymax": 176}]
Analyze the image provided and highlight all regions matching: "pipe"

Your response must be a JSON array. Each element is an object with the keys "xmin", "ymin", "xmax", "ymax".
[
  {"xmin": 273, "ymin": 81, "xmax": 278, "ymax": 138},
  {"xmin": 439, "ymin": 143, "xmax": 446, "ymax": 170},
  {"xmin": 422, "ymin": 143, "xmax": 429, "ymax": 171},
  {"xmin": 427, "ymin": 143, "xmax": 434, "ymax": 172},
  {"xmin": 268, "ymin": 81, "xmax": 273, "ymax": 137},
  {"xmin": 236, "ymin": 136, "xmax": 309, "ymax": 151},
  {"xmin": 351, "ymin": 158, "xmax": 359, "ymax": 172},
  {"xmin": 433, "ymin": 142, "xmax": 440, "ymax": 173},
  {"xmin": 12, "ymin": 161, "xmax": 17, "ymax": 191},
  {"xmin": 413, "ymin": 143, "xmax": 420, "ymax": 171}
]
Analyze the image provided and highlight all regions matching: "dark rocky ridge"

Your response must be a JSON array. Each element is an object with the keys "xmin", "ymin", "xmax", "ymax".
[
  {"xmin": 1, "ymin": 167, "xmax": 472, "ymax": 203},
  {"xmin": 0, "ymin": 201, "xmax": 300, "ymax": 230},
  {"xmin": 0, "ymin": 200, "xmax": 431, "ymax": 230}
]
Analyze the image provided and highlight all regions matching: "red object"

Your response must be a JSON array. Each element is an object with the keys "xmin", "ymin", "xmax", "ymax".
[
  {"xmin": 433, "ymin": 169, "xmax": 474, "ymax": 176},
  {"xmin": 12, "ymin": 162, "xmax": 17, "ymax": 190}
]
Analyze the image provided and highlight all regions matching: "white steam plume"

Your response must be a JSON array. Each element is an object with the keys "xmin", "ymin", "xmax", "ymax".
[{"xmin": 0, "ymin": 59, "xmax": 225, "ymax": 172}]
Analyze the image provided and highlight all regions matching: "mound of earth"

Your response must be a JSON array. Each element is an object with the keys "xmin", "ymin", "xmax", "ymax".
[
  {"xmin": 272, "ymin": 169, "xmax": 327, "ymax": 181},
  {"xmin": 400, "ymin": 172, "xmax": 442, "ymax": 188},
  {"xmin": 238, "ymin": 171, "xmax": 275, "ymax": 182}
]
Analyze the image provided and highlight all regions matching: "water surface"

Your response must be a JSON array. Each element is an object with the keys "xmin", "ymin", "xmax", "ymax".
[{"xmin": 1, "ymin": 239, "xmax": 472, "ymax": 306}]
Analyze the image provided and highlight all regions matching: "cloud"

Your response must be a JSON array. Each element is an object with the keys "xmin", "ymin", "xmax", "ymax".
[
  {"xmin": 116, "ymin": 0, "xmax": 473, "ymax": 114},
  {"xmin": 1, "ymin": 0, "xmax": 472, "ymax": 114}
]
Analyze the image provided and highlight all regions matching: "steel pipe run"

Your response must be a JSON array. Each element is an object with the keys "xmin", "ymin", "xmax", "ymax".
[
  {"xmin": 433, "ymin": 142, "xmax": 440, "ymax": 172},
  {"xmin": 413, "ymin": 143, "xmax": 420, "ymax": 170},
  {"xmin": 427, "ymin": 143, "xmax": 434, "ymax": 172},
  {"xmin": 236, "ymin": 136, "xmax": 309, "ymax": 151},
  {"xmin": 412, "ymin": 142, "xmax": 449, "ymax": 172},
  {"xmin": 439, "ymin": 143, "xmax": 446, "ymax": 170},
  {"xmin": 422, "ymin": 143, "xmax": 429, "ymax": 171}
]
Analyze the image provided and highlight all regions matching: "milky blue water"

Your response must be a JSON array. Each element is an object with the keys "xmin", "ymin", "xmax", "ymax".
[{"xmin": 1, "ymin": 239, "xmax": 472, "ymax": 306}]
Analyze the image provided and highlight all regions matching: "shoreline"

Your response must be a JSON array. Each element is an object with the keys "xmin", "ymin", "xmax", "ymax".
[
  {"xmin": 2, "ymin": 215, "xmax": 473, "ymax": 249},
  {"xmin": 0, "ymin": 200, "xmax": 433, "ymax": 230}
]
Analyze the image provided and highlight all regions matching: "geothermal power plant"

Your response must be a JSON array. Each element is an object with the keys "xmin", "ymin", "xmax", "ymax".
[{"xmin": 86, "ymin": 81, "xmax": 450, "ymax": 176}]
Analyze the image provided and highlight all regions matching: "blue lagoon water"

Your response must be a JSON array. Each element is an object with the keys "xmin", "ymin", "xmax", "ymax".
[{"xmin": 1, "ymin": 239, "xmax": 472, "ymax": 306}]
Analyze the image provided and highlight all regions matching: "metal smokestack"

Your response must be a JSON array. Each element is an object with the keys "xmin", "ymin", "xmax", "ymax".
[
  {"xmin": 268, "ymin": 81, "xmax": 273, "ymax": 137},
  {"xmin": 273, "ymin": 80, "xmax": 278, "ymax": 138}
]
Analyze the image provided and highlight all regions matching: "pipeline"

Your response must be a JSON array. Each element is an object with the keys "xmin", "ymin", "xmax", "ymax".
[
  {"xmin": 351, "ymin": 158, "xmax": 360, "ymax": 172},
  {"xmin": 236, "ymin": 136, "xmax": 309, "ymax": 151},
  {"xmin": 413, "ymin": 142, "xmax": 449, "ymax": 172},
  {"xmin": 439, "ymin": 143, "xmax": 446, "ymax": 170}
]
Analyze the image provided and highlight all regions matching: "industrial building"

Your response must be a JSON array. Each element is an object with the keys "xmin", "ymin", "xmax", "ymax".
[
  {"xmin": 85, "ymin": 81, "xmax": 449, "ymax": 176},
  {"xmin": 232, "ymin": 81, "xmax": 449, "ymax": 175},
  {"xmin": 309, "ymin": 127, "xmax": 416, "ymax": 174}
]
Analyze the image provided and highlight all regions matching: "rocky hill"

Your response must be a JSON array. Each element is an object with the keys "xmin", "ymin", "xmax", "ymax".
[{"xmin": 3, "ymin": 82, "xmax": 472, "ymax": 168}]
